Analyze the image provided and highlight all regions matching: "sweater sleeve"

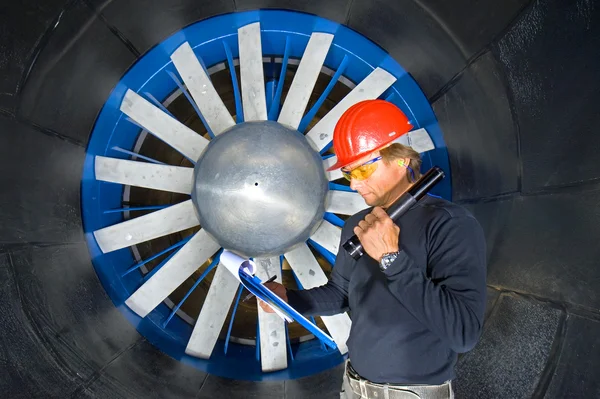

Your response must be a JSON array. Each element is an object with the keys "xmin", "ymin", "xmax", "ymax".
[
  {"xmin": 285, "ymin": 224, "xmax": 355, "ymax": 317},
  {"xmin": 382, "ymin": 214, "xmax": 487, "ymax": 353}
]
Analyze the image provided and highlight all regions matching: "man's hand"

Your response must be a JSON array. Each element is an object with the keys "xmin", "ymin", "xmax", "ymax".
[
  {"xmin": 258, "ymin": 281, "xmax": 288, "ymax": 313},
  {"xmin": 353, "ymin": 207, "xmax": 400, "ymax": 261}
]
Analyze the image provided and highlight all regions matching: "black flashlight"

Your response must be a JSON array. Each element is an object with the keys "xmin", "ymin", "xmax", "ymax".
[{"xmin": 342, "ymin": 166, "xmax": 445, "ymax": 260}]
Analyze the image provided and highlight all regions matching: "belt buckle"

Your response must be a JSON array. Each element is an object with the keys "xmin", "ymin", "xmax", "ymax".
[
  {"xmin": 346, "ymin": 362, "xmax": 433, "ymax": 399},
  {"xmin": 360, "ymin": 382, "xmax": 420, "ymax": 399},
  {"xmin": 345, "ymin": 362, "xmax": 366, "ymax": 397},
  {"xmin": 346, "ymin": 362, "xmax": 361, "ymax": 380},
  {"xmin": 385, "ymin": 386, "xmax": 421, "ymax": 399}
]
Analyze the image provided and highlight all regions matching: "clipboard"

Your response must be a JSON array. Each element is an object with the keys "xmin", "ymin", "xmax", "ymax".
[{"xmin": 220, "ymin": 250, "xmax": 337, "ymax": 351}]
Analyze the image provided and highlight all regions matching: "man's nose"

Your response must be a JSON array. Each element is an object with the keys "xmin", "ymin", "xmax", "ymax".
[{"xmin": 350, "ymin": 178, "xmax": 361, "ymax": 191}]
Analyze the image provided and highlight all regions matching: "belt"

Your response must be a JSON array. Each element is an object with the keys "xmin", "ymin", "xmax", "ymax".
[{"xmin": 345, "ymin": 361, "xmax": 452, "ymax": 399}]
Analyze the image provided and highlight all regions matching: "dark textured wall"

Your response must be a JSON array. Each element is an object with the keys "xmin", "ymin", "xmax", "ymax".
[{"xmin": 1, "ymin": 0, "xmax": 598, "ymax": 397}]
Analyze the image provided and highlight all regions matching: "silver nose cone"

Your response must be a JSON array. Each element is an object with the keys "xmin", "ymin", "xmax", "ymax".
[{"xmin": 192, "ymin": 121, "xmax": 328, "ymax": 258}]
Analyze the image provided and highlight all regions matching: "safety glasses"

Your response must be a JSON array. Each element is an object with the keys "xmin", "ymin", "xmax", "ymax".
[{"xmin": 341, "ymin": 156, "xmax": 382, "ymax": 181}]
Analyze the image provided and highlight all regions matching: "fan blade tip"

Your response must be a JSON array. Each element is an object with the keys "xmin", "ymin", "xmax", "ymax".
[
  {"xmin": 184, "ymin": 347, "xmax": 210, "ymax": 359},
  {"xmin": 125, "ymin": 298, "xmax": 150, "ymax": 319}
]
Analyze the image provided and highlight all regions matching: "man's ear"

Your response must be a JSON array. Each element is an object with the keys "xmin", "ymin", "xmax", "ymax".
[{"xmin": 397, "ymin": 158, "xmax": 409, "ymax": 168}]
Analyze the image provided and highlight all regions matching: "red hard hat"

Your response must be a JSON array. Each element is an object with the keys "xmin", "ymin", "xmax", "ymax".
[{"xmin": 326, "ymin": 100, "xmax": 413, "ymax": 171}]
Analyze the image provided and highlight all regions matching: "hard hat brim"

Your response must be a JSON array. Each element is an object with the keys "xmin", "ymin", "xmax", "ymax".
[
  {"xmin": 325, "ymin": 157, "xmax": 350, "ymax": 172},
  {"xmin": 325, "ymin": 135, "xmax": 405, "ymax": 172}
]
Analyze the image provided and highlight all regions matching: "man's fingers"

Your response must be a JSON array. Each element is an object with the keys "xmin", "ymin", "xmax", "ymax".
[
  {"xmin": 372, "ymin": 207, "xmax": 389, "ymax": 220},
  {"xmin": 258, "ymin": 299, "xmax": 274, "ymax": 313},
  {"xmin": 264, "ymin": 281, "xmax": 279, "ymax": 291},
  {"xmin": 358, "ymin": 220, "xmax": 370, "ymax": 231},
  {"xmin": 364, "ymin": 214, "xmax": 377, "ymax": 225},
  {"xmin": 353, "ymin": 226, "xmax": 363, "ymax": 238}
]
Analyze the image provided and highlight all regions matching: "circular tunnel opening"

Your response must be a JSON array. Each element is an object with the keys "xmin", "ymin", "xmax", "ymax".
[
  {"xmin": 81, "ymin": 10, "xmax": 449, "ymax": 381},
  {"xmin": 2, "ymin": 0, "xmax": 598, "ymax": 397}
]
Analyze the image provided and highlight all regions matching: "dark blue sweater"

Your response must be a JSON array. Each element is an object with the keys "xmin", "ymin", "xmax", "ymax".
[{"xmin": 287, "ymin": 195, "xmax": 487, "ymax": 385}]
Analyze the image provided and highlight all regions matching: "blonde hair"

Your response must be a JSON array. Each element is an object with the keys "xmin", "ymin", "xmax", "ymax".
[{"xmin": 380, "ymin": 143, "xmax": 422, "ymax": 181}]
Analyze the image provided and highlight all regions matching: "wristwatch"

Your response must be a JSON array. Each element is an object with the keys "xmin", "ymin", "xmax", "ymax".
[{"xmin": 379, "ymin": 251, "xmax": 400, "ymax": 271}]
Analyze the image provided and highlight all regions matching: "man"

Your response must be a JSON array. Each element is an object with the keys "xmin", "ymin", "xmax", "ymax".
[{"xmin": 261, "ymin": 99, "xmax": 487, "ymax": 399}]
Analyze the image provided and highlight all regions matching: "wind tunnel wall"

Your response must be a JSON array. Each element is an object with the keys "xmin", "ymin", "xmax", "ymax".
[{"xmin": 1, "ymin": 0, "xmax": 599, "ymax": 398}]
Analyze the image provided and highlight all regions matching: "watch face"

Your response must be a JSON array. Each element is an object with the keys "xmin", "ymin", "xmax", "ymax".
[{"xmin": 380, "ymin": 253, "xmax": 398, "ymax": 270}]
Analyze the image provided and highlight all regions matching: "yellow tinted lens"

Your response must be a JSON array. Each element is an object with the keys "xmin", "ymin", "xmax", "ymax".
[{"xmin": 343, "ymin": 162, "xmax": 378, "ymax": 181}]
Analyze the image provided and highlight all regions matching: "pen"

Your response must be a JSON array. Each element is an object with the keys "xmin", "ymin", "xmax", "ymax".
[{"xmin": 243, "ymin": 275, "xmax": 277, "ymax": 302}]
